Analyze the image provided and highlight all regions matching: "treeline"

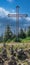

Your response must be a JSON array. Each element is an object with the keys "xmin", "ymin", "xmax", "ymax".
[
  {"xmin": 0, "ymin": 25, "xmax": 30, "ymax": 43},
  {"xmin": 19, "ymin": 26, "xmax": 30, "ymax": 39}
]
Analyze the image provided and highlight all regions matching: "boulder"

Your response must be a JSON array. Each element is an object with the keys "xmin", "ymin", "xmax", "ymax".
[
  {"xmin": 10, "ymin": 45, "xmax": 14, "ymax": 55},
  {"xmin": 0, "ymin": 54, "xmax": 4, "ymax": 65},
  {"xmin": 8, "ymin": 55, "xmax": 17, "ymax": 65},
  {"xmin": 2, "ymin": 45, "xmax": 7, "ymax": 60},
  {"xmin": 17, "ymin": 49, "xmax": 27, "ymax": 60}
]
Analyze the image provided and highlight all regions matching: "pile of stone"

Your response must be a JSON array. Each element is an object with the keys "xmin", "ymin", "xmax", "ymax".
[
  {"xmin": 0, "ymin": 44, "xmax": 29, "ymax": 65},
  {"xmin": 10, "ymin": 45, "xmax": 14, "ymax": 55},
  {"xmin": 17, "ymin": 49, "xmax": 27, "ymax": 60},
  {"xmin": 28, "ymin": 49, "xmax": 30, "ymax": 54},
  {"xmin": 10, "ymin": 45, "xmax": 17, "ymax": 57},
  {"xmin": 8, "ymin": 55, "xmax": 17, "ymax": 65},
  {"xmin": 10, "ymin": 45, "xmax": 28, "ymax": 60},
  {"xmin": 0, "ymin": 54, "xmax": 4, "ymax": 65},
  {"xmin": 2, "ymin": 44, "xmax": 8, "ymax": 60}
]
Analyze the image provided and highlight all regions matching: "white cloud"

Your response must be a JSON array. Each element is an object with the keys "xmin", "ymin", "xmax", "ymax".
[
  {"xmin": 0, "ymin": 7, "xmax": 16, "ymax": 19},
  {"xmin": 7, "ymin": 0, "xmax": 12, "ymax": 2},
  {"xmin": 0, "ymin": 7, "xmax": 21, "ymax": 20},
  {"xmin": 0, "ymin": 7, "xmax": 10, "ymax": 17},
  {"xmin": 0, "ymin": 7, "xmax": 30, "ymax": 22},
  {"xmin": 25, "ymin": 17, "xmax": 30, "ymax": 21}
]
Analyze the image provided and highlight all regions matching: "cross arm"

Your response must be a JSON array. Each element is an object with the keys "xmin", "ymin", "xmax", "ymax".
[
  {"xmin": 19, "ymin": 14, "xmax": 28, "ymax": 17},
  {"xmin": 8, "ymin": 14, "xmax": 28, "ymax": 17}
]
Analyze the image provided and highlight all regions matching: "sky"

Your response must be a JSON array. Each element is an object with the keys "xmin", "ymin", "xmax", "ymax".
[
  {"xmin": 0, "ymin": 0, "xmax": 30, "ymax": 16},
  {"xmin": 0, "ymin": 0, "xmax": 30, "ymax": 35}
]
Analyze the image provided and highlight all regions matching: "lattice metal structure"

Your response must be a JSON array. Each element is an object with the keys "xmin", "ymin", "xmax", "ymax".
[
  {"xmin": 8, "ymin": 5, "xmax": 28, "ymax": 41},
  {"xmin": 16, "ymin": 6, "xmax": 19, "ymax": 37}
]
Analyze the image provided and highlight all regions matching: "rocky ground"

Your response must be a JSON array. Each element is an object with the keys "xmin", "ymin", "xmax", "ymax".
[{"xmin": 0, "ymin": 43, "xmax": 30, "ymax": 65}]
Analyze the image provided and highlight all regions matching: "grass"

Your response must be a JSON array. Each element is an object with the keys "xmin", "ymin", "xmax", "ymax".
[
  {"xmin": 0, "ymin": 48, "xmax": 2, "ymax": 52},
  {"xmin": 7, "ymin": 37, "xmax": 30, "ymax": 43},
  {"xmin": 21, "ymin": 37, "xmax": 30, "ymax": 43},
  {"xmin": 0, "ymin": 37, "xmax": 30, "ymax": 43},
  {"xmin": 0, "ymin": 37, "xmax": 30, "ymax": 51}
]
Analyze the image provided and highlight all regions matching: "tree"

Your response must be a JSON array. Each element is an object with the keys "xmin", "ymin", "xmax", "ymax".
[
  {"xmin": 4, "ymin": 25, "xmax": 12, "ymax": 42},
  {"xmin": 0, "ymin": 34, "xmax": 3, "ymax": 42},
  {"xmin": 27, "ymin": 26, "xmax": 30, "ymax": 37},
  {"xmin": 19, "ymin": 29, "xmax": 26, "ymax": 39}
]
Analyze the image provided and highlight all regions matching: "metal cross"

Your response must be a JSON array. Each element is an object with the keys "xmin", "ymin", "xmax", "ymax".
[{"xmin": 8, "ymin": 5, "xmax": 28, "ymax": 41}]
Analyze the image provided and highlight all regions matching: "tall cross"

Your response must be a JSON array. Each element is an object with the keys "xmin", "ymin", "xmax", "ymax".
[{"xmin": 8, "ymin": 5, "xmax": 28, "ymax": 41}]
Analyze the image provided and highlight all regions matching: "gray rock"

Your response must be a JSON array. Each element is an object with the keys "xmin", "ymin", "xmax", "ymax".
[{"xmin": 17, "ymin": 49, "xmax": 27, "ymax": 60}]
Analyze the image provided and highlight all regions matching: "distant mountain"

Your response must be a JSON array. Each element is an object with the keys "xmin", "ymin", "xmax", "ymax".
[{"xmin": 0, "ymin": 16, "xmax": 30, "ymax": 35}]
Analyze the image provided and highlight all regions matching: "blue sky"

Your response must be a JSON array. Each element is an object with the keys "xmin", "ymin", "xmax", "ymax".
[
  {"xmin": 0, "ymin": 0, "xmax": 30, "ymax": 35},
  {"xmin": 0, "ymin": 0, "xmax": 30, "ymax": 16}
]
